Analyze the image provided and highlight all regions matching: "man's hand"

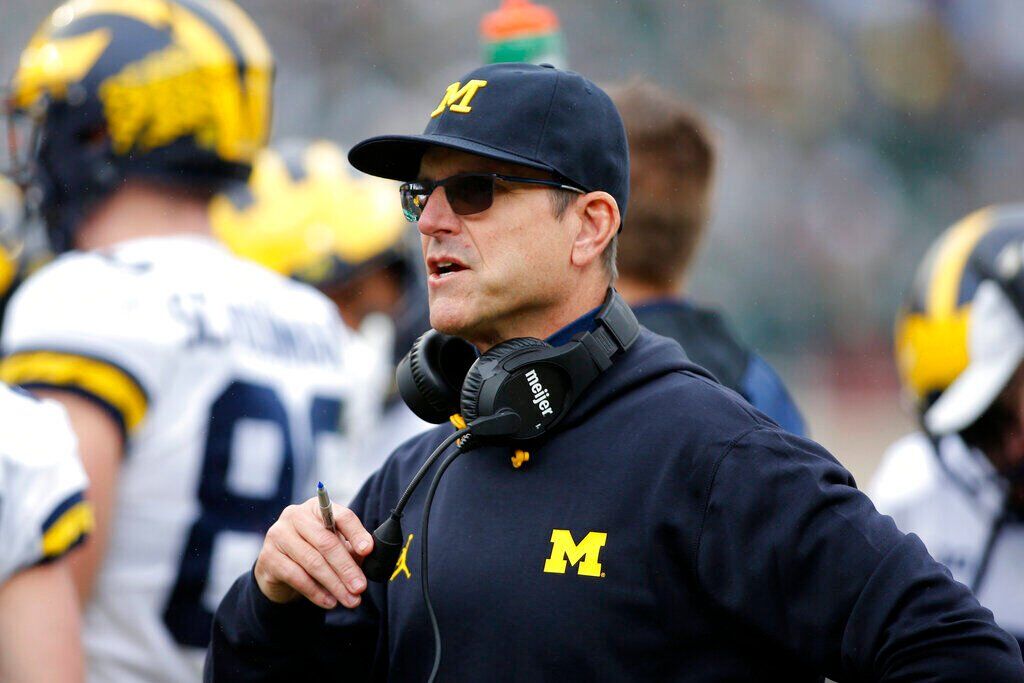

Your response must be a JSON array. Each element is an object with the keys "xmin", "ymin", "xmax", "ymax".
[{"xmin": 254, "ymin": 498, "xmax": 374, "ymax": 610}]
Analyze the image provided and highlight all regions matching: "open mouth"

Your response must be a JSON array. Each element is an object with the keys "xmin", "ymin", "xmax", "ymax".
[
  {"xmin": 429, "ymin": 258, "xmax": 469, "ymax": 280},
  {"xmin": 435, "ymin": 262, "xmax": 465, "ymax": 278}
]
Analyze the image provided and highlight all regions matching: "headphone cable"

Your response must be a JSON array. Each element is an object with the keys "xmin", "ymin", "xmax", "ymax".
[
  {"xmin": 420, "ymin": 446, "xmax": 467, "ymax": 683},
  {"xmin": 361, "ymin": 427, "xmax": 470, "ymax": 583},
  {"xmin": 394, "ymin": 428, "xmax": 469, "ymax": 515}
]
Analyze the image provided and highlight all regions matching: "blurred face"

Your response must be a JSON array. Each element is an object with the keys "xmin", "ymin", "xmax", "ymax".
[
  {"xmin": 997, "ymin": 370, "xmax": 1024, "ymax": 504},
  {"xmin": 321, "ymin": 268, "xmax": 404, "ymax": 330},
  {"xmin": 416, "ymin": 148, "xmax": 577, "ymax": 348},
  {"xmin": 960, "ymin": 364, "xmax": 1024, "ymax": 510}
]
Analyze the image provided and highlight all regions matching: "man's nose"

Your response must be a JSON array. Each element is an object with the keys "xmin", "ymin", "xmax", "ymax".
[{"xmin": 418, "ymin": 187, "xmax": 460, "ymax": 237}]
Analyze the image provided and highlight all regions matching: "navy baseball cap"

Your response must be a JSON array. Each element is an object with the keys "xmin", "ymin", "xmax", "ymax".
[{"xmin": 348, "ymin": 62, "xmax": 629, "ymax": 222}]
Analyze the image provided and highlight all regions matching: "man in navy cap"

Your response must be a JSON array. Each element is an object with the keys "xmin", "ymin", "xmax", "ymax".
[{"xmin": 207, "ymin": 63, "xmax": 1023, "ymax": 681}]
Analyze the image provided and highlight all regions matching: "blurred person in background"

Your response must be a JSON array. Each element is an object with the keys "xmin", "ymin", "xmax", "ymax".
[
  {"xmin": 871, "ymin": 205, "xmax": 1024, "ymax": 649},
  {"xmin": 0, "ymin": 1, "xmax": 354, "ymax": 680},
  {"xmin": 607, "ymin": 80, "xmax": 806, "ymax": 436},
  {"xmin": 0, "ymin": 382, "xmax": 92, "ymax": 682},
  {"xmin": 212, "ymin": 139, "xmax": 432, "ymax": 500}
]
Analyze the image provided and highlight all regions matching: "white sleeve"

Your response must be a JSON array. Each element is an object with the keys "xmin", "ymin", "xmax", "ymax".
[
  {"xmin": 0, "ymin": 254, "xmax": 167, "ymax": 436},
  {"xmin": 0, "ymin": 389, "xmax": 91, "ymax": 585},
  {"xmin": 868, "ymin": 432, "xmax": 939, "ymax": 530}
]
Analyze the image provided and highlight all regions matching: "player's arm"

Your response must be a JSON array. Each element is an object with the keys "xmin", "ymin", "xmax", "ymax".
[
  {"xmin": 0, "ymin": 259, "xmax": 152, "ymax": 603},
  {"xmin": 694, "ymin": 428, "xmax": 1023, "ymax": 680},
  {"xmin": 0, "ymin": 403, "xmax": 91, "ymax": 683},
  {"xmin": 34, "ymin": 389, "xmax": 123, "ymax": 602},
  {"xmin": 0, "ymin": 559, "xmax": 84, "ymax": 682}
]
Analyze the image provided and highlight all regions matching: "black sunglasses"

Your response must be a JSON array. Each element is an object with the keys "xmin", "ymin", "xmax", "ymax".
[{"xmin": 399, "ymin": 172, "xmax": 585, "ymax": 221}]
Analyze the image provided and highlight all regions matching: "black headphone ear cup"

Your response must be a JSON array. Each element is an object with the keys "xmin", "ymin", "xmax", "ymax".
[
  {"xmin": 397, "ymin": 330, "xmax": 477, "ymax": 424},
  {"xmin": 460, "ymin": 337, "xmax": 549, "ymax": 423}
]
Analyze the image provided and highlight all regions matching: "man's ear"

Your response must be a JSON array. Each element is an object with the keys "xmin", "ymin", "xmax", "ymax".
[{"xmin": 570, "ymin": 191, "xmax": 619, "ymax": 269}]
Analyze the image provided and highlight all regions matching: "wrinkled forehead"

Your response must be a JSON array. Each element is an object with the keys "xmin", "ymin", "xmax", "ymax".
[{"xmin": 417, "ymin": 147, "xmax": 554, "ymax": 182}]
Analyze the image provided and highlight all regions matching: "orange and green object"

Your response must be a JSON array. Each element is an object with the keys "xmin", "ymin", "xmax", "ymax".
[{"xmin": 480, "ymin": 0, "xmax": 566, "ymax": 67}]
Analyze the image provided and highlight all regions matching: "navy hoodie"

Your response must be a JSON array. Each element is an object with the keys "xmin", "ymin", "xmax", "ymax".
[{"xmin": 207, "ymin": 329, "xmax": 1023, "ymax": 682}]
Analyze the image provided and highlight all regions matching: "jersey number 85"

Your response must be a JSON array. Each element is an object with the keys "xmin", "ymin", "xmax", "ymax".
[{"xmin": 162, "ymin": 379, "xmax": 343, "ymax": 648}]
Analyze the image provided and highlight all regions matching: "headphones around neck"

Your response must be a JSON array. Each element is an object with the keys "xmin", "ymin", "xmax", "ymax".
[
  {"xmin": 360, "ymin": 290, "xmax": 640, "ymax": 680},
  {"xmin": 396, "ymin": 288, "xmax": 641, "ymax": 443}
]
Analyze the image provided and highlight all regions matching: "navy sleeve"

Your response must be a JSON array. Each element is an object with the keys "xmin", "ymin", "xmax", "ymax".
[
  {"xmin": 695, "ymin": 427, "xmax": 1023, "ymax": 681},
  {"xmin": 205, "ymin": 568, "xmax": 327, "ymax": 682},
  {"xmin": 206, "ymin": 473, "xmax": 387, "ymax": 682},
  {"xmin": 739, "ymin": 354, "xmax": 806, "ymax": 436}
]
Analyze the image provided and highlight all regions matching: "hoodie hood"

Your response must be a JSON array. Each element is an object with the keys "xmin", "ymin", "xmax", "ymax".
[{"xmin": 555, "ymin": 327, "xmax": 713, "ymax": 433}]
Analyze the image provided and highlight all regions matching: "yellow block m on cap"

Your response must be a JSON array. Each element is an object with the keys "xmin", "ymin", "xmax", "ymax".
[{"xmin": 430, "ymin": 80, "xmax": 488, "ymax": 118}]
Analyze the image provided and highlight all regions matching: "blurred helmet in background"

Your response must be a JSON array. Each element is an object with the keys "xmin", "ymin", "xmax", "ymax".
[
  {"xmin": 5, "ymin": 0, "xmax": 274, "ymax": 253},
  {"xmin": 212, "ymin": 139, "xmax": 415, "ymax": 287},
  {"xmin": 0, "ymin": 176, "xmax": 51, "ymax": 328},
  {"xmin": 0, "ymin": 178, "xmax": 25, "ymax": 299},
  {"xmin": 896, "ymin": 205, "xmax": 1024, "ymax": 436},
  {"xmin": 212, "ymin": 138, "xmax": 428, "ymax": 364}
]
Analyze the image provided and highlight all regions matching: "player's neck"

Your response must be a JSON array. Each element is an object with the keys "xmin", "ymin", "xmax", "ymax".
[
  {"xmin": 74, "ymin": 181, "xmax": 211, "ymax": 251},
  {"xmin": 616, "ymin": 276, "xmax": 683, "ymax": 306}
]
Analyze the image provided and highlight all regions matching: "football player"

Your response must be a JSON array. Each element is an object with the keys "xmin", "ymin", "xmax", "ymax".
[
  {"xmin": 871, "ymin": 205, "xmax": 1024, "ymax": 648},
  {"xmin": 1, "ymin": 2, "xmax": 354, "ymax": 680},
  {"xmin": 0, "ymin": 382, "xmax": 92, "ymax": 682},
  {"xmin": 212, "ymin": 139, "xmax": 431, "ymax": 490}
]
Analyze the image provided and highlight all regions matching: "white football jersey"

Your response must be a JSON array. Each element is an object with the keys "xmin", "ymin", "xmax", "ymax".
[
  {"xmin": 870, "ymin": 432, "xmax": 1024, "ymax": 642},
  {"xmin": 319, "ymin": 323, "xmax": 389, "ymax": 507},
  {"xmin": 0, "ymin": 383, "xmax": 90, "ymax": 585},
  {"xmin": 1, "ymin": 236, "xmax": 358, "ymax": 682},
  {"xmin": 337, "ymin": 314, "xmax": 431, "ymax": 506}
]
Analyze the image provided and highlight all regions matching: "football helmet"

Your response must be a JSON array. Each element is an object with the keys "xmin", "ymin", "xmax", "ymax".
[
  {"xmin": 212, "ymin": 138, "xmax": 429, "ymax": 364},
  {"xmin": 0, "ymin": 176, "xmax": 51, "ymax": 329},
  {"xmin": 896, "ymin": 205, "xmax": 1024, "ymax": 435},
  {"xmin": 212, "ymin": 138, "xmax": 420, "ymax": 289},
  {"xmin": 5, "ymin": 0, "xmax": 274, "ymax": 252},
  {"xmin": 0, "ymin": 177, "xmax": 24, "ymax": 299}
]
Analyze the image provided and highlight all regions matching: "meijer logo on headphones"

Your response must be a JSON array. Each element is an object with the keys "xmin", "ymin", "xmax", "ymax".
[{"xmin": 524, "ymin": 368, "xmax": 555, "ymax": 416}]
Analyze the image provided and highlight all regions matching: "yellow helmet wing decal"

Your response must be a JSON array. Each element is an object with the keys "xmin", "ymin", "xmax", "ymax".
[
  {"xmin": 896, "ymin": 207, "xmax": 996, "ymax": 403},
  {"xmin": 895, "ymin": 309, "xmax": 970, "ymax": 403},
  {"xmin": 12, "ymin": 29, "xmax": 112, "ymax": 108}
]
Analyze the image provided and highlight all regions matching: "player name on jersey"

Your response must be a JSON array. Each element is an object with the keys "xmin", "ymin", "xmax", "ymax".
[{"xmin": 171, "ymin": 295, "xmax": 343, "ymax": 366}]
